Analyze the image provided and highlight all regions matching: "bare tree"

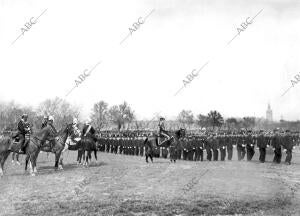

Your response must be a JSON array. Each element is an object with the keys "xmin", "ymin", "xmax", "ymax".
[
  {"xmin": 90, "ymin": 101, "xmax": 109, "ymax": 130},
  {"xmin": 108, "ymin": 101, "xmax": 135, "ymax": 131},
  {"xmin": 177, "ymin": 110, "xmax": 194, "ymax": 129}
]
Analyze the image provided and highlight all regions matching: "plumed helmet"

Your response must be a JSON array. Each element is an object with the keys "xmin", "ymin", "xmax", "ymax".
[
  {"xmin": 48, "ymin": 116, "xmax": 54, "ymax": 121},
  {"xmin": 73, "ymin": 118, "xmax": 78, "ymax": 125},
  {"xmin": 22, "ymin": 114, "xmax": 28, "ymax": 119}
]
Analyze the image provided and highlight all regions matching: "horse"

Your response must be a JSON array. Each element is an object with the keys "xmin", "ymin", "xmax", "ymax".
[
  {"xmin": 11, "ymin": 152, "xmax": 21, "ymax": 165},
  {"xmin": 0, "ymin": 126, "xmax": 58, "ymax": 177},
  {"xmin": 59, "ymin": 124, "xmax": 97, "ymax": 167},
  {"xmin": 143, "ymin": 128, "xmax": 186, "ymax": 163},
  {"xmin": 23, "ymin": 124, "xmax": 72, "ymax": 172},
  {"xmin": 76, "ymin": 135, "xmax": 98, "ymax": 166}
]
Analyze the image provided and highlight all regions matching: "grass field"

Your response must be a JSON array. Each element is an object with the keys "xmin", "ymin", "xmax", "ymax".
[{"xmin": 0, "ymin": 148, "xmax": 300, "ymax": 216}]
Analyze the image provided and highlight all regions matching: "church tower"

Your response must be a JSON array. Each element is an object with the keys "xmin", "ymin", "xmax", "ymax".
[{"xmin": 266, "ymin": 103, "xmax": 273, "ymax": 122}]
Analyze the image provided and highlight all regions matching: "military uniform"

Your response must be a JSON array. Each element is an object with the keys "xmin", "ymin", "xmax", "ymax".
[
  {"xmin": 226, "ymin": 134, "xmax": 234, "ymax": 160},
  {"xmin": 282, "ymin": 131, "xmax": 293, "ymax": 165},
  {"xmin": 219, "ymin": 135, "xmax": 226, "ymax": 161},
  {"xmin": 271, "ymin": 132, "xmax": 282, "ymax": 163},
  {"xmin": 245, "ymin": 132, "xmax": 255, "ymax": 161},
  {"xmin": 237, "ymin": 134, "xmax": 246, "ymax": 161},
  {"xmin": 205, "ymin": 136, "xmax": 212, "ymax": 161},
  {"xmin": 257, "ymin": 132, "xmax": 267, "ymax": 163},
  {"xmin": 212, "ymin": 135, "xmax": 219, "ymax": 161}
]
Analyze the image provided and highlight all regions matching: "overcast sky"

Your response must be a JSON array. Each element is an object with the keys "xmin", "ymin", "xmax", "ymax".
[{"xmin": 0, "ymin": 0, "xmax": 300, "ymax": 121}]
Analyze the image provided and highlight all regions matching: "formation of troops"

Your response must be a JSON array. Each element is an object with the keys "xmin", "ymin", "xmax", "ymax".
[
  {"xmin": 1, "ymin": 114, "xmax": 299, "ymax": 165},
  {"xmin": 96, "ymin": 129, "xmax": 299, "ymax": 165}
]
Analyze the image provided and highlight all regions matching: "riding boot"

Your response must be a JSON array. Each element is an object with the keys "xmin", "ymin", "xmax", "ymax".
[{"xmin": 19, "ymin": 143, "xmax": 25, "ymax": 154}]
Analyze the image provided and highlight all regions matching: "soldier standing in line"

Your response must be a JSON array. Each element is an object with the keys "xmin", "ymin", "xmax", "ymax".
[
  {"xmin": 226, "ymin": 133, "xmax": 233, "ymax": 160},
  {"xmin": 212, "ymin": 134, "xmax": 219, "ymax": 161},
  {"xmin": 282, "ymin": 130, "xmax": 293, "ymax": 165},
  {"xmin": 205, "ymin": 134, "xmax": 212, "ymax": 161},
  {"xmin": 246, "ymin": 130, "xmax": 255, "ymax": 161},
  {"xmin": 257, "ymin": 130, "xmax": 267, "ymax": 163},
  {"xmin": 237, "ymin": 131, "xmax": 246, "ymax": 161},
  {"xmin": 271, "ymin": 129, "xmax": 282, "ymax": 163},
  {"xmin": 199, "ymin": 135, "xmax": 204, "ymax": 161},
  {"xmin": 219, "ymin": 133, "xmax": 226, "ymax": 161},
  {"xmin": 194, "ymin": 136, "xmax": 200, "ymax": 161}
]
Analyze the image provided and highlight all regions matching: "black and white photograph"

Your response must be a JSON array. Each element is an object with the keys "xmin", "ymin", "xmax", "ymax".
[{"xmin": 0, "ymin": 0, "xmax": 300, "ymax": 215}]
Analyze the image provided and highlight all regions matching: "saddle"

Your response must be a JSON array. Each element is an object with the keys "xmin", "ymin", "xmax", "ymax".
[
  {"xmin": 66, "ymin": 137, "xmax": 81, "ymax": 146},
  {"xmin": 156, "ymin": 135, "xmax": 172, "ymax": 147}
]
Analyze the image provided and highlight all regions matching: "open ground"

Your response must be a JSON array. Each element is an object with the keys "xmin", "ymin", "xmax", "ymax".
[{"xmin": 0, "ymin": 149, "xmax": 300, "ymax": 216}]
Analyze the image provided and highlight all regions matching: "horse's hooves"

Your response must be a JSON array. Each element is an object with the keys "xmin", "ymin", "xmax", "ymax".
[
  {"xmin": 58, "ymin": 166, "xmax": 63, "ymax": 170},
  {"xmin": 31, "ymin": 173, "xmax": 36, "ymax": 176}
]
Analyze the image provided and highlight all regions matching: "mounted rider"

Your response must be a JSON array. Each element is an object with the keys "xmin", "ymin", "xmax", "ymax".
[
  {"xmin": 41, "ymin": 115, "xmax": 48, "ymax": 129},
  {"xmin": 158, "ymin": 117, "xmax": 171, "ymax": 145},
  {"xmin": 82, "ymin": 119, "xmax": 97, "ymax": 142},
  {"xmin": 71, "ymin": 118, "xmax": 81, "ymax": 142},
  {"xmin": 12, "ymin": 114, "xmax": 32, "ymax": 154}
]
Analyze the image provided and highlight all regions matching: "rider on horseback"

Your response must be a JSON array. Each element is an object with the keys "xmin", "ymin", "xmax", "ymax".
[
  {"xmin": 82, "ymin": 119, "xmax": 97, "ymax": 142},
  {"xmin": 41, "ymin": 115, "xmax": 48, "ymax": 129},
  {"xmin": 158, "ymin": 117, "xmax": 171, "ymax": 145},
  {"xmin": 42, "ymin": 116, "xmax": 58, "ymax": 148},
  {"xmin": 71, "ymin": 118, "xmax": 81, "ymax": 142},
  {"xmin": 12, "ymin": 114, "xmax": 31, "ymax": 154}
]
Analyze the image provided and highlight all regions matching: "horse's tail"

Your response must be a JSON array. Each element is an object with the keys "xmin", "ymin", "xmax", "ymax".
[{"xmin": 144, "ymin": 137, "xmax": 148, "ymax": 145}]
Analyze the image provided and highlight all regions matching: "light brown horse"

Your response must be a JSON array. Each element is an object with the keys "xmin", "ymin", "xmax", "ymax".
[
  {"xmin": 0, "ymin": 126, "xmax": 58, "ymax": 177},
  {"xmin": 24, "ymin": 124, "xmax": 72, "ymax": 172}
]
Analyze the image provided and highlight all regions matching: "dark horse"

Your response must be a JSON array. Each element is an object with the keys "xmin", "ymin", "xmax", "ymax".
[
  {"xmin": 76, "ymin": 136, "xmax": 97, "ymax": 166},
  {"xmin": 0, "ymin": 126, "xmax": 58, "ymax": 177},
  {"xmin": 59, "ymin": 124, "xmax": 97, "ymax": 167},
  {"xmin": 144, "ymin": 128, "xmax": 185, "ymax": 163}
]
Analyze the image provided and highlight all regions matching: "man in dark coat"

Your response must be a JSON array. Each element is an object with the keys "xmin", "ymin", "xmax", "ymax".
[
  {"xmin": 219, "ymin": 134, "xmax": 227, "ymax": 161},
  {"xmin": 226, "ymin": 134, "xmax": 234, "ymax": 160},
  {"xmin": 212, "ymin": 134, "xmax": 219, "ymax": 161},
  {"xmin": 12, "ymin": 114, "xmax": 31, "ymax": 153},
  {"xmin": 282, "ymin": 130, "xmax": 293, "ymax": 165},
  {"xmin": 246, "ymin": 130, "xmax": 255, "ymax": 161},
  {"xmin": 236, "ymin": 133, "xmax": 246, "ymax": 161},
  {"xmin": 205, "ymin": 135, "xmax": 212, "ymax": 161},
  {"xmin": 271, "ymin": 129, "xmax": 282, "ymax": 164},
  {"xmin": 257, "ymin": 130, "xmax": 267, "ymax": 163}
]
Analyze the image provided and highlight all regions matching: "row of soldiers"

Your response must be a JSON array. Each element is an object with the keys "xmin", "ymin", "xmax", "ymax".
[{"xmin": 95, "ymin": 129, "xmax": 299, "ymax": 165}]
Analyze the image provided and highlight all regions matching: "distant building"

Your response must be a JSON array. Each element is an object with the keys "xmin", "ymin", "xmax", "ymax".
[{"xmin": 266, "ymin": 103, "xmax": 273, "ymax": 122}]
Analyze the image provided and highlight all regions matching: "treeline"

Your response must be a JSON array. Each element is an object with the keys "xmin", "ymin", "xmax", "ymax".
[{"xmin": 1, "ymin": 99, "xmax": 299, "ymax": 132}]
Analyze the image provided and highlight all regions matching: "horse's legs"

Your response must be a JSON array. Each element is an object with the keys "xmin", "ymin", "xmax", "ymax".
[
  {"xmin": 1, "ymin": 152, "xmax": 10, "ymax": 177},
  {"xmin": 150, "ymin": 154, "xmax": 153, "ymax": 163},
  {"xmin": 77, "ymin": 150, "xmax": 81, "ymax": 165},
  {"xmin": 145, "ymin": 154, "xmax": 149, "ymax": 163},
  {"xmin": 59, "ymin": 151, "xmax": 64, "ymax": 168},
  {"xmin": 12, "ymin": 152, "xmax": 15, "ymax": 164},
  {"xmin": 85, "ymin": 151, "xmax": 90, "ymax": 166},
  {"xmin": 25, "ymin": 155, "xmax": 29, "ymax": 172},
  {"xmin": 32, "ymin": 150, "xmax": 40, "ymax": 174},
  {"xmin": 94, "ymin": 149, "xmax": 97, "ymax": 161},
  {"xmin": 15, "ymin": 154, "xmax": 20, "ymax": 165},
  {"xmin": 0, "ymin": 159, "xmax": 3, "ymax": 177},
  {"xmin": 54, "ymin": 152, "xmax": 60, "ymax": 169}
]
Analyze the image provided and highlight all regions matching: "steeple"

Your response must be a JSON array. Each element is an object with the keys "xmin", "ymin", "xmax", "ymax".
[{"xmin": 266, "ymin": 103, "xmax": 273, "ymax": 122}]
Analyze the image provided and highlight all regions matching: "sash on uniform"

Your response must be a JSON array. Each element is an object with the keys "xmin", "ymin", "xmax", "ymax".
[{"xmin": 84, "ymin": 125, "xmax": 92, "ymax": 137}]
